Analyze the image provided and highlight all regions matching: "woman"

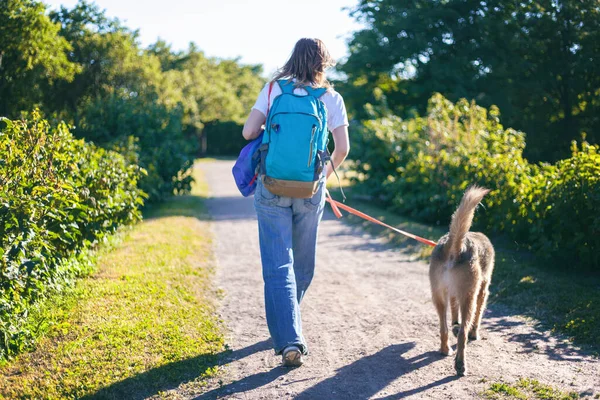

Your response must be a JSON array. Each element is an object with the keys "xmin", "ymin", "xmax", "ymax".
[{"xmin": 242, "ymin": 38, "xmax": 350, "ymax": 367}]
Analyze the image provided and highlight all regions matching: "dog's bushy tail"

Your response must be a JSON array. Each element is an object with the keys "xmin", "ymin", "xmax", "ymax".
[{"xmin": 446, "ymin": 186, "xmax": 490, "ymax": 258}]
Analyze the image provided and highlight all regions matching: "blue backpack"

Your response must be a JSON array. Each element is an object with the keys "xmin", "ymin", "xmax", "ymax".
[{"xmin": 258, "ymin": 79, "xmax": 329, "ymax": 198}]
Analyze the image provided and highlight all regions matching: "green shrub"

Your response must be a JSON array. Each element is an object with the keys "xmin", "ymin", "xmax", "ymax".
[
  {"xmin": 527, "ymin": 142, "xmax": 600, "ymax": 269},
  {"xmin": 204, "ymin": 120, "xmax": 245, "ymax": 156},
  {"xmin": 352, "ymin": 94, "xmax": 531, "ymax": 224},
  {"xmin": 349, "ymin": 116, "xmax": 413, "ymax": 202},
  {"xmin": 76, "ymin": 93, "xmax": 196, "ymax": 202},
  {"xmin": 0, "ymin": 111, "xmax": 144, "ymax": 359},
  {"xmin": 350, "ymin": 94, "xmax": 599, "ymax": 269}
]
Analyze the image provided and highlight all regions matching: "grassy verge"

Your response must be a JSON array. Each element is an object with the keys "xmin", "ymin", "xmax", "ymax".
[
  {"xmin": 326, "ymin": 177, "xmax": 600, "ymax": 353},
  {"xmin": 490, "ymin": 247, "xmax": 600, "ymax": 352},
  {"xmin": 0, "ymin": 163, "xmax": 224, "ymax": 399},
  {"xmin": 482, "ymin": 378, "xmax": 580, "ymax": 399}
]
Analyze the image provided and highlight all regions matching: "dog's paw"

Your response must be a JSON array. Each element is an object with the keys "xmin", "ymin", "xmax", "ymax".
[
  {"xmin": 468, "ymin": 331, "xmax": 480, "ymax": 341},
  {"xmin": 440, "ymin": 346, "xmax": 454, "ymax": 356},
  {"xmin": 454, "ymin": 357, "xmax": 467, "ymax": 376},
  {"xmin": 452, "ymin": 324, "xmax": 460, "ymax": 337}
]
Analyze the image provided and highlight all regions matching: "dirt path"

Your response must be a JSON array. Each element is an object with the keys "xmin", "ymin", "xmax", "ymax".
[{"xmin": 187, "ymin": 160, "xmax": 598, "ymax": 399}]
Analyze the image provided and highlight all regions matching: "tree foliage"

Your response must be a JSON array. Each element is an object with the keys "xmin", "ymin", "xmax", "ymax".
[
  {"xmin": 0, "ymin": 0, "xmax": 261, "ymax": 360},
  {"xmin": 0, "ymin": 0, "xmax": 266, "ymax": 202},
  {"xmin": 342, "ymin": 0, "xmax": 600, "ymax": 162},
  {"xmin": 0, "ymin": 0, "xmax": 80, "ymax": 116},
  {"xmin": 351, "ymin": 93, "xmax": 599, "ymax": 269}
]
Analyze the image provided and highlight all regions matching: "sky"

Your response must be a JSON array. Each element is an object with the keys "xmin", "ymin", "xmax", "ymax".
[{"xmin": 43, "ymin": 0, "xmax": 365, "ymax": 77}]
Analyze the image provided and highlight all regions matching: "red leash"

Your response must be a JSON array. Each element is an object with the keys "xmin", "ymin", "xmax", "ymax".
[{"xmin": 325, "ymin": 191, "xmax": 437, "ymax": 247}]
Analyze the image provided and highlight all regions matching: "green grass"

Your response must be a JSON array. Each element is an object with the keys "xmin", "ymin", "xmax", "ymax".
[
  {"xmin": 483, "ymin": 378, "xmax": 580, "ymax": 399},
  {"xmin": 491, "ymin": 250, "xmax": 600, "ymax": 351},
  {"xmin": 0, "ymin": 163, "xmax": 224, "ymax": 399},
  {"xmin": 327, "ymin": 174, "xmax": 600, "ymax": 353}
]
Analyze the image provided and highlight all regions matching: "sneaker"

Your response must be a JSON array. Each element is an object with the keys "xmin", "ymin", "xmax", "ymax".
[{"xmin": 282, "ymin": 345, "xmax": 303, "ymax": 367}]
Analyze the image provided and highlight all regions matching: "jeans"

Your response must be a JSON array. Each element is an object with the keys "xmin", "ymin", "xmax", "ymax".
[{"xmin": 254, "ymin": 177, "xmax": 326, "ymax": 355}]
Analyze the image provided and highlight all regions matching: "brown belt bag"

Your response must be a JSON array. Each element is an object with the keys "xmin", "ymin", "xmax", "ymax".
[{"xmin": 261, "ymin": 175, "xmax": 319, "ymax": 199}]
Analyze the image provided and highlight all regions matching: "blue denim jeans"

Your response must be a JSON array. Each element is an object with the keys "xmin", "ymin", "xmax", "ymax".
[{"xmin": 254, "ymin": 177, "xmax": 326, "ymax": 355}]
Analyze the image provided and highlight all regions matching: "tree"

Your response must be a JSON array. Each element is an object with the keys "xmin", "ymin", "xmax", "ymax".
[
  {"xmin": 1, "ymin": 0, "xmax": 266, "ymax": 197},
  {"xmin": 48, "ymin": 1, "xmax": 163, "ymax": 118},
  {"xmin": 0, "ymin": 0, "xmax": 79, "ymax": 117},
  {"xmin": 46, "ymin": 1, "xmax": 265, "ymax": 194},
  {"xmin": 150, "ymin": 42, "xmax": 265, "ymax": 153},
  {"xmin": 342, "ymin": 0, "xmax": 600, "ymax": 161}
]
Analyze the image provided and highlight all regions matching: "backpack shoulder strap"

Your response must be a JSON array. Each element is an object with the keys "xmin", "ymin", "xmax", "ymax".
[
  {"xmin": 303, "ymin": 86, "xmax": 327, "ymax": 98},
  {"xmin": 266, "ymin": 81, "xmax": 273, "ymax": 116},
  {"xmin": 277, "ymin": 79, "xmax": 295, "ymax": 94}
]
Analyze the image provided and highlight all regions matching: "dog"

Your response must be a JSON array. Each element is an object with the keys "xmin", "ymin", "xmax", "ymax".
[{"xmin": 429, "ymin": 186, "xmax": 494, "ymax": 376}]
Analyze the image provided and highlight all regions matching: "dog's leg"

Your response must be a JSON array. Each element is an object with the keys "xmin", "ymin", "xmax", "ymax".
[
  {"xmin": 433, "ymin": 291, "xmax": 453, "ymax": 356},
  {"xmin": 450, "ymin": 296, "xmax": 460, "ymax": 337},
  {"xmin": 469, "ymin": 282, "xmax": 489, "ymax": 341},
  {"xmin": 455, "ymin": 294, "xmax": 476, "ymax": 376}
]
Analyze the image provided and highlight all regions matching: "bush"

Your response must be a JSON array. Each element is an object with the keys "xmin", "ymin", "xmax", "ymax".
[
  {"xmin": 348, "ymin": 116, "xmax": 412, "ymax": 202},
  {"xmin": 350, "ymin": 94, "xmax": 599, "ymax": 270},
  {"xmin": 204, "ymin": 121, "xmax": 245, "ymax": 156},
  {"xmin": 526, "ymin": 142, "xmax": 600, "ymax": 268},
  {"xmin": 76, "ymin": 93, "xmax": 196, "ymax": 202},
  {"xmin": 0, "ymin": 111, "xmax": 145, "ymax": 359},
  {"xmin": 351, "ymin": 95, "xmax": 531, "ymax": 225}
]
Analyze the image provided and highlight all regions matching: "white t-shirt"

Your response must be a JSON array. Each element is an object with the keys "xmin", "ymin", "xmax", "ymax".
[{"xmin": 252, "ymin": 81, "xmax": 349, "ymax": 132}]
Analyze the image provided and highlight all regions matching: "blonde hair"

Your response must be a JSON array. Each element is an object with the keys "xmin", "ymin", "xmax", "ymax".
[{"xmin": 272, "ymin": 38, "xmax": 336, "ymax": 89}]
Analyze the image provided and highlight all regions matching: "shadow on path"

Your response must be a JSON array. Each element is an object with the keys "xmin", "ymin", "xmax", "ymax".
[
  {"xmin": 295, "ymin": 342, "xmax": 450, "ymax": 400},
  {"xmin": 193, "ymin": 366, "xmax": 289, "ymax": 400},
  {"xmin": 483, "ymin": 305, "xmax": 594, "ymax": 362},
  {"xmin": 82, "ymin": 340, "xmax": 272, "ymax": 400}
]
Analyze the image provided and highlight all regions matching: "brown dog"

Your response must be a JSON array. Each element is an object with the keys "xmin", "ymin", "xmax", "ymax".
[{"xmin": 429, "ymin": 186, "xmax": 494, "ymax": 376}]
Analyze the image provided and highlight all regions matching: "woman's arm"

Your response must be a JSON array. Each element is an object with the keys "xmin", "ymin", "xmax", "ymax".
[
  {"xmin": 326, "ymin": 125, "xmax": 350, "ymax": 179},
  {"xmin": 242, "ymin": 109, "xmax": 266, "ymax": 140}
]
